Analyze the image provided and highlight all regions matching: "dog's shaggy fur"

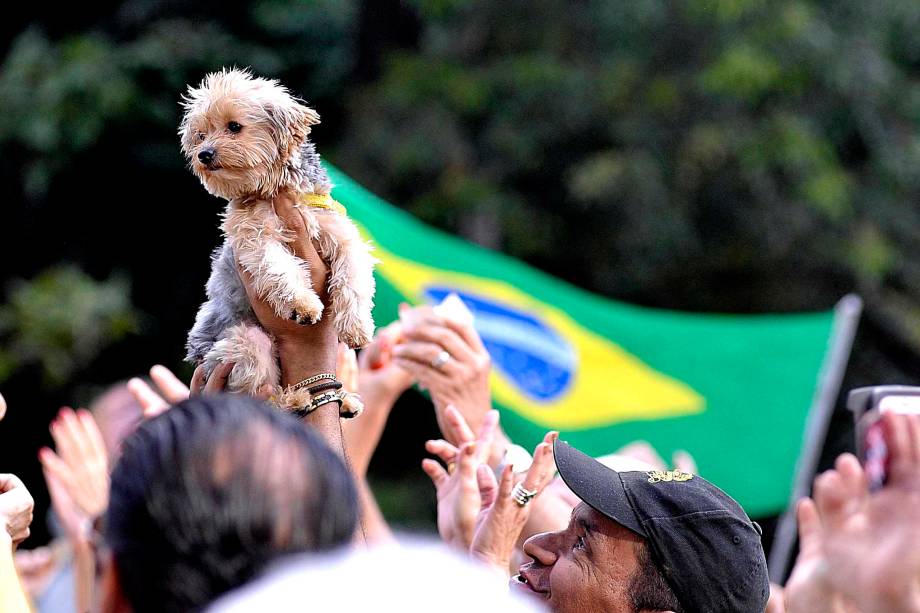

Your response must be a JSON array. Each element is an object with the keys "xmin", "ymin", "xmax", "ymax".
[{"xmin": 181, "ymin": 69, "xmax": 375, "ymax": 410}]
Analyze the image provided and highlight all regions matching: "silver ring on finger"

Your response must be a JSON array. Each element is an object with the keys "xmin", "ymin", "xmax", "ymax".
[
  {"xmin": 511, "ymin": 482, "xmax": 539, "ymax": 507},
  {"xmin": 430, "ymin": 350, "xmax": 451, "ymax": 371}
]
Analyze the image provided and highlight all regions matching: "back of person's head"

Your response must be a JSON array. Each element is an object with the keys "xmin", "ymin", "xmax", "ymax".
[
  {"xmin": 208, "ymin": 541, "xmax": 544, "ymax": 613},
  {"xmin": 106, "ymin": 394, "xmax": 358, "ymax": 612},
  {"xmin": 89, "ymin": 382, "xmax": 143, "ymax": 459}
]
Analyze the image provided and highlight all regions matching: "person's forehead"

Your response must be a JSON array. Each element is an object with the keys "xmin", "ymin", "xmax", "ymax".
[
  {"xmin": 572, "ymin": 502, "xmax": 643, "ymax": 543},
  {"xmin": 571, "ymin": 502, "xmax": 599, "ymax": 528}
]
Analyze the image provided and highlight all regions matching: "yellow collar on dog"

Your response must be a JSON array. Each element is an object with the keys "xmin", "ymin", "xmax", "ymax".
[{"xmin": 300, "ymin": 193, "xmax": 346, "ymax": 215}]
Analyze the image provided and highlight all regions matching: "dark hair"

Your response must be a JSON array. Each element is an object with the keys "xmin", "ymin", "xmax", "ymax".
[
  {"xmin": 629, "ymin": 543, "xmax": 685, "ymax": 613},
  {"xmin": 106, "ymin": 394, "xmax": 358, "ymax": 612}
]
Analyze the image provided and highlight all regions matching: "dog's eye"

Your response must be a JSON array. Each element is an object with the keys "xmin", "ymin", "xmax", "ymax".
[
  {"xmin": 228, "ymin": 121, "xmax": 243, "ymax": 134},
  {"xmin": 197, "ymin": 132, "xmax": 206, "ymax": 141}
]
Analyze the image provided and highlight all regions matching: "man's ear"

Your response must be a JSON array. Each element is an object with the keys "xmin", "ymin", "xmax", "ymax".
[{"xmin": 267, "ymin": 99, "xmax": 320, "ymax": 157}]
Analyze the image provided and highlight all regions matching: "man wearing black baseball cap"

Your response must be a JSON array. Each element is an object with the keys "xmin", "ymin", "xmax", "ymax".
[{"xmin": 510, "ymin": 440, "xmax": 770, "ymax": 612}]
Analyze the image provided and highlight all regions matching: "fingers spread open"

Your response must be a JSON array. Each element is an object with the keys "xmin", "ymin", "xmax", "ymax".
[
  {"xmin": 425, "ymin": 439, "xmax": 459, "ymax": 464},
  {"xmin": 795, "ymin": 497, "xmax": 822, "ymax": 552},
  {"xmin": 444, "ymin": 405, "xmax": 475, "ymax": 446},
  {"xmin": 813, "ymin": 469, "xmax": 848, "ymax": 524},
  {"xmin": 458, "ymin": 441, "xmax": 479, "ymax": 481},
  {"xmin": 476, "ymin": 410, "xmax": 500, "ymax": 449},
  {"xmin": 51, "ymin": 409, "xmax": 83, "ymax": 466},
  {"xmin": 497, "ymin": 463, "xmax": 515, "ymax": 507},
  {"xmin": 76, "ymin": 409, "xmax": 107, "ymax": 464},
  {"xmin": 522, "ymin": 434, "xmax": 558, "ymax": 495},
  {"xmin": 477, "ymin": 464, "xmax": 498, "ymax": 511},
  {"xmin": 150, "ymin": 365, "xmax": 191, "ymax": 403},
  {"xmin": 38, "ymin": 449, "xmax": 77, "ymax": 494},
  {"xmin": 833, "ymin": 453, "xmax": 867, "ymax": 503},
  {"xmin": 128, "ymin": 378, "xmax": 169, "ymax": 418},
  {"xmin": 422, "ymin": 458, "xmax": 449, "ymax": 489}
]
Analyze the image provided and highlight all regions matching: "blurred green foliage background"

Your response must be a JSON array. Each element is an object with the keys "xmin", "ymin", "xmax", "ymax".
[{"xmin": 1, "ymin": 0, "xmax": 920, "ymax": 540}]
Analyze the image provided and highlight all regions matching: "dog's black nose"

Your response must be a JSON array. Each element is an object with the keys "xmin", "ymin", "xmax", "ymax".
[{"xmin": 198, "ymin": 148, "xmax": 215, "ymax": 164}]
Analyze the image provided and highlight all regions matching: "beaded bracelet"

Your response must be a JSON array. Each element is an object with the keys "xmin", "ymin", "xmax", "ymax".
[{"xmin": 290, "ymin": 390, "xmax": 343, "ymax": 418}]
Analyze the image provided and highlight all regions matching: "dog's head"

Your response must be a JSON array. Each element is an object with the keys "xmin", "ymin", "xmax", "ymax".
[{"xmin": 179, "ymin": 68, "xmax": 320, "ymax": 200}]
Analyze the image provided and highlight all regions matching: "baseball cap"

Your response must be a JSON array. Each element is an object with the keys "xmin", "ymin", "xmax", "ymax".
[{"xmin": 554, "ymin": 439, "xmax": 769, "ymax": 613}]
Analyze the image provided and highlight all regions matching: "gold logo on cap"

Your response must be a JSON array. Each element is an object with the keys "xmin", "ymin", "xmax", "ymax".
[{"xmin": 647, "ymin": 470, "xmax": 694, "ymax": 484}]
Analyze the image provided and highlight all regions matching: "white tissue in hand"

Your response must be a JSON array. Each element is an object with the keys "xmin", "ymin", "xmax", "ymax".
[{"xmin": 432, "ymin": 293, "xmax": 475, "ymax": 327}]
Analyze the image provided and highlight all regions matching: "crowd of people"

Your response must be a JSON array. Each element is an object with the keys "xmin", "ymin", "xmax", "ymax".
[{"xmin": 1, "ymin": 195, "xmax": 919, "ymax": 612}]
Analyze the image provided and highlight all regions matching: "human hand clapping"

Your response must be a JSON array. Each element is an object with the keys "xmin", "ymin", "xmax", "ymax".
[
  {"xmin": 39, "ymin": 408, "xmax": 109, "ymax": 520},
  {"xmin": 811, "ymin": 413, "xmax": 920, "ymax": 613}
]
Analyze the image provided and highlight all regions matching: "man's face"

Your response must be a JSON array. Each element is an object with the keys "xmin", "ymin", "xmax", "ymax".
[{"xmin": 512, "ymin": 503, "xmax": 645, "ymax": 613}]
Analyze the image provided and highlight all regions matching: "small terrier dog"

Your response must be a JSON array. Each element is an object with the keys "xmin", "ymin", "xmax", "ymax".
[{"xmin": 181, "ymin": 68, "xmax": 375, "ymax": 411}]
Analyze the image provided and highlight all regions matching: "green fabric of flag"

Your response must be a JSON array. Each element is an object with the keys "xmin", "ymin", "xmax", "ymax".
[{"xmin": 327, "ymin": 165, "xmax": 835, "ymax": 517}]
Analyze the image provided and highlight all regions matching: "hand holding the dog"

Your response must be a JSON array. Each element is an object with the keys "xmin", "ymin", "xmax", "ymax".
[
  {"xmin": 238, "ymin": 191, "xmax": 344, "ymax": 448},
  {"xmin": 239, "ymin": 191, "xmax": 338, "ymax": 387}
]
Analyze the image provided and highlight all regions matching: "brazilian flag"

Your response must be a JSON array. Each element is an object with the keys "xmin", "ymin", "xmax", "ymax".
[{"xmin": 328, "ymin": 165, "xmax": 851, "ymax": 518}]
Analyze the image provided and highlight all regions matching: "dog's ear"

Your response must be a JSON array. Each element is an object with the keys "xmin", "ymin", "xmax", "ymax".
[
  {"xmin": 178, "ymin": 83, "xmax": 207, "ymax": 156},
  {"xmin": 267, "ymin": 98, "xmax": 320, "ymax": 157}
]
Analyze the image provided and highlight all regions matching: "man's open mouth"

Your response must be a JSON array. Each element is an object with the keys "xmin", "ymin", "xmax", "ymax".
[{"xmin": 510, "ymin": 573, "xmax": 549, "ymax": 599}]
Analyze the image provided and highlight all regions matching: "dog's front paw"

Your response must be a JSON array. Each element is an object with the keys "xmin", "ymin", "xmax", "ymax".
[
  {"xmin": 289, "ymin": 308, "xmax": 318, "ymax": 326},
  {"xmin": 289, "ymin": 293, "xmax": 324, "ymax": 326},
  {"xmin": 337, "ymin": 309, "xmax": 375, "ymax": 349},
  {"xmin": 340, "ymin": 326, "xmax": 373, "ymax": 349}
]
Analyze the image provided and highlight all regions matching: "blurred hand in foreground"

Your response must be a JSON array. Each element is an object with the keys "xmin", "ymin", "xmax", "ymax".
[
  {"xmin": 128, "ymin": 363, "xmax": 231, "ymax": 420},
  {"xmin": 0, "ymin": 474, "xmax": 33, "ymax": 548},
  {"xmin": 781, "ymin": 497, "xmax": 855, "ymax": 613},
  {"xmin": 342, "ymin": 328, "xmax": 415, "ymax": 477},
  {"xmin": 356, "ymin": 320, "xmax": 415, "ymax": 404},
  {"xmin": 811, "ymin": 412, "xmax": 920, "ymax": 613},
  {"xmin": 43, "ymin": 464, "xmax": 92, "ymax": 547},
  {"xmin": 39, "ymin": 408, "xmax": 109, "ymax": 520},
  {"xmin": 765, "ymin": 584, "xmax": 786, "ymax": 613},
  {"xmin": 13, "ymin": 546, "xmax": 56, "ymax": 598}
]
